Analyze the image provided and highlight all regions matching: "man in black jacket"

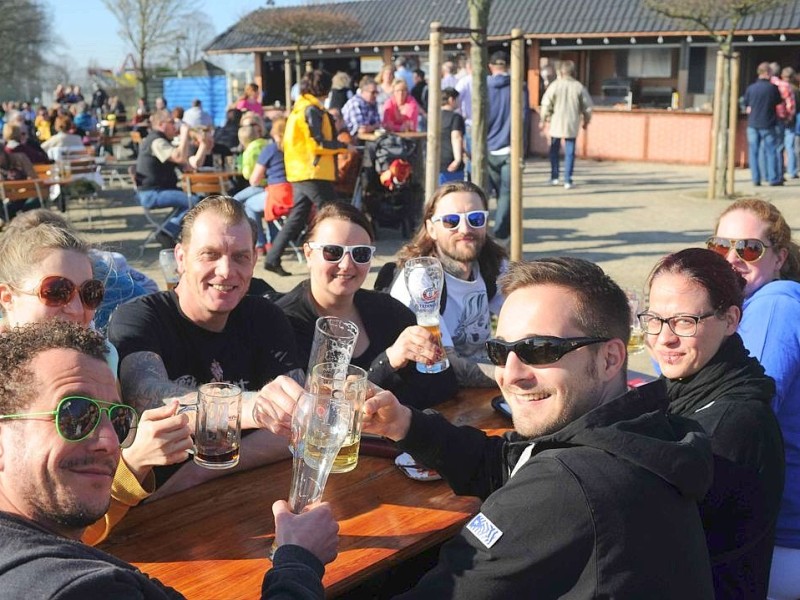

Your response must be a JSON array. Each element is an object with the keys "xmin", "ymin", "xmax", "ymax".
[
  {"xmin": 363, "ymin": 258, "xmax": 716, "ymax": 598},
  {"xmin": 0, "ymin": 320, "xmax": 335, "ymax": 599}
]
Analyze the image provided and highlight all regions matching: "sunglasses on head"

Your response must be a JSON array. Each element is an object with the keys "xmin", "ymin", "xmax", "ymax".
[
  {"xmin": 486, "ymin": 335, "xmax": 610, "ymax": 367},
  {"xmin": 706, "ymin": 236, "xmax": 771, "ymax": 262},
  {"xmin": 307, "ymin": 242, "xmax": 376, "ymax": 264},
  {"xmin": 430, "ymin": 210, "xmax": 489, "ymax": 230},
  {"xmin": 13, "ymin": 275, "xmax": 105, "ymax": 310},
  {"xmin": 0, "ymin": 396, "xmax": 138, "ymax": 447}
]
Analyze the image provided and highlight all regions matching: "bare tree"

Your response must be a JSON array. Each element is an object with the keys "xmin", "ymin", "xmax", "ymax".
[
  {"xmin": 468, "ymin": 0, "xmax": 491, "ymax": 191},
  {"xmin": 180, "ymin": 11, "xmax": 216, "ymax": 67},
  {"xmin": 102, "ymin": 0, "xmax": 189, "ymax": 99},
  {"xmin": 0, "ymin": 0, "xmax": 51, "ymax": 101},
  {"xmin": 245, "ymin": 6, "xmax": 361, "ymax": 84},
  {"xmin": 644, "ymin": 0, "xmax": 788, "ymax": 198}
]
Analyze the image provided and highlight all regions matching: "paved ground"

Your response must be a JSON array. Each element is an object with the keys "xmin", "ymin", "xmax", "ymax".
[{"xmin": 67, "ymin": 157, "xmax": 800, "ymax": 375}]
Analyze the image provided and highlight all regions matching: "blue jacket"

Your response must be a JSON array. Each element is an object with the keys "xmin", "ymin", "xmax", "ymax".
[
  {"xmin": 486, "ymin": 73, "xmax": 529, "ymax": 152},
  {"xmin": 739, "ymin": 279, "xmax": 800, "ymax": 548}
]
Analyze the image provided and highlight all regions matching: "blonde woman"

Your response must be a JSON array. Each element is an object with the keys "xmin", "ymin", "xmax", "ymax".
[
  {"xmin": 381, "ymin": 78, "xmax": 420, "ymax": 133},
  {"xmin": 376, "ymin": 64, "xmax": 395, "ymax": 116}
]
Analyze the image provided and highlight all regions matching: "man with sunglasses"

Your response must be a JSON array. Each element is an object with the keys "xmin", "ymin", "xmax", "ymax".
[
  {"xmin": 109, "ymin": 196, "xmax": 302, "ymax": 499},
  {"xmin": 135, "ymin": 110, "xmax": 211, "ymax": 249},
  {"xmin": 0, "ymin": 320, "xmax": 338, "ymax": 599},
  {"xmin": 363, "ymin": 258, "xmax": 715, "ymax": 597},
  {"xmin": 390, "ymin": 181, "xmax": 507, "ymax": 388}
]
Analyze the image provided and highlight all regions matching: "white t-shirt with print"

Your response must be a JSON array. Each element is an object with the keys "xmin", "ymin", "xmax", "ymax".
[{"xmin": 389, "ymin": 261, "xmax": 506, "ymax": 360}]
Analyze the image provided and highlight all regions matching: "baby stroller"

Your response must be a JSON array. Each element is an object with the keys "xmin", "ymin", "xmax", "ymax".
[{"xmin": 361, "ymin": 133, "xmax": 421, "ymax": 238}]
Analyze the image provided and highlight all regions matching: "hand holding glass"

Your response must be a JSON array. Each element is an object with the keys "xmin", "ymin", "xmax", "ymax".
[
  {"xmin": 403, "ymin": 257, "xmax": 450, "ymax": 373},
  {"xmin": 269, "ymin": 391, "xmax": 349, "ymax": 559}
]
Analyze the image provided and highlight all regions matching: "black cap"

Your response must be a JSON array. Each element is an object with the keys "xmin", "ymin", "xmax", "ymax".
[
  {"xmin": 489, "ymin": 51, "xmax": 509, "ymax": 66},
  {"xmin": 442, "ymin": 87, "xmax": 459, "ymax": 101}
]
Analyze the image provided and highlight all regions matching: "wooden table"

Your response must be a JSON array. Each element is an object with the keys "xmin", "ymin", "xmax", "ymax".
[{"xmin": 100, "ymin": 388, "xmax": 510, "ymax": 599}]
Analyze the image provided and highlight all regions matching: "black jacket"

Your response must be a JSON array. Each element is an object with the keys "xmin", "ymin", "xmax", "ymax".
[
  {"xmin": 395, "ymin": 380, "xmax": 715, "ymax": 599},
  {"xmin": 0, "ymin": 512, "xmax": 324, "ymax": 599},
  {"xmin": 664, "ymin": 333, "xmax": 785, "ymax": 599}
]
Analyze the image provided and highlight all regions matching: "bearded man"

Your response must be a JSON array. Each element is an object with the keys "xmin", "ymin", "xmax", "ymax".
[{"xmin": 389, "ymin": 181, "xmax": 508, "ymax": 387}]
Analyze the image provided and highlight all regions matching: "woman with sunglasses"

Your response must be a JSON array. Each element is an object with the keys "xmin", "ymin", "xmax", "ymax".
[
  {"xmin": 0, "ymin": 223, "xmax": 192, "ymax": 545},
  {"xmin": 641, "ymin": 248, "xmax": 785, "ymax": 598},
  {"xmin": 276, "ymin": 203, "xmax": 457, "ymax": 408},
  {"xmin": 709, "ymin": 198, "xmax": 800, "ymax": 599}
]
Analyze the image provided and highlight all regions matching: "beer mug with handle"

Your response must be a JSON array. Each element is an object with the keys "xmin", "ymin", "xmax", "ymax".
[{"xmin": 403, "ymin": 257, "xmax": 450, "ymax": 374}]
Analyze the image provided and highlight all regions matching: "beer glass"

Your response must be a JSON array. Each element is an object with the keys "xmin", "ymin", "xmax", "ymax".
[
  {"xmin": 158, "ymin": 249, "xmax": 180, "ymax": 291},
  {"xmin": 306, "ymin": 316, "xmax": 359, "ymax": 378},
  {"xmin": 403, "ymin": 257, "xmax": 450, "ymax": 373},
  {"xmin": 625, "ymin": 288, "xmax": 646, "ymax": 355},
  {"xmin": 309, "ymin": 363, "xmax": 368, "ymax": 473},
  {"xmin": 193, "ymin": 382, "xmax": 242, "ymax": 469},
  {"xmin": 268, "ymin": 390, "xmax": 349, "ymax": 559}
]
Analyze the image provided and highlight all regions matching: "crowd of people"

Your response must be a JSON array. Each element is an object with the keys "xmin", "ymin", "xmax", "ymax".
[{"xmin": 0, "ymin": 59, "xmax": 797, "ymax": 600}]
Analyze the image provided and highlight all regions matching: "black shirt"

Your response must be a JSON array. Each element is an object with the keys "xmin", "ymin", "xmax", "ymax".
[
  {"xmin": 440, "ymin": 110, "xmax": 465, "ymax": 171},
  {"xmin": 109, "ymin": 291, "xmax": 299, "ymax": 391}
]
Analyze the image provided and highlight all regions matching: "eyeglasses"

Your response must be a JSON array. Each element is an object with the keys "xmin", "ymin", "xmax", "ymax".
[
  {"xmin": 11, "ymin": 276, "xmax": 105, "ymax": 310},
  {"xmin": 307, "ymin": 242, "xmax": 376, "ymax": 264},
  {"xmin": 706, "ymin": 236, "xmax": 772, "ymax": 262},
  {"xmin": 0, "ymin": 396, "xmax": 138, "ymax": 448},
  {"xmin": 486, "ymin": 335, "xmax": 610, "ymax": 367},
  {"xmin": 430, "ymin": 210, "xmax": 489, "ymax": 230},
  {"xmin": 637, "ymin": 311, "xmax": 717, "ymax": 337}
]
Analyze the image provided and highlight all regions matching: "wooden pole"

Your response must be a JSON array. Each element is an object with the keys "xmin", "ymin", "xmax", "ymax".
[
  {"xmin": 284, "ymin": 59, "xmax": 293, "ymax": 112},
  {"xmin": 425, "ymin": 22, "xmax": 443, "ymax": 206},
  {"xmin": 510, "ymin": 29, "xmax": 524, "ymax": 261},
  {"xmin": 726, "ymin": 52, "xmax": 740, "ymax": 197},
  {"xmin": 708, "ymin": 51, "xmax": 725, "ymax": 200}
]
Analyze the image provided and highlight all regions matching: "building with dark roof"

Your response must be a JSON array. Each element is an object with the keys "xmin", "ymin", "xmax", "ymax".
[{"xmin": 208, "ymin": 0, "xmax": 800, "ymax": 164}]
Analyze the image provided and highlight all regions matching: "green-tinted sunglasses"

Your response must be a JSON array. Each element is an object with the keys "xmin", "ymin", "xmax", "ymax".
[{"xmin": 0, "ymin": 396, "xmax": 138, "ymax": 448}]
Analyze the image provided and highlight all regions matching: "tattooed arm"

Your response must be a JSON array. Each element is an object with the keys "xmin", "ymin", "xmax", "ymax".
[
  {"xmin": 445, "ymin": 347, "xmax": 498, "ymax": 388},
  {"xmin": 118, "ymin": 351, "xmax": 196, "ymax": 414}
]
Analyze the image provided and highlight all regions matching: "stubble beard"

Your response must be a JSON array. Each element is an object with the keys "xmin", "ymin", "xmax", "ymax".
[{"xmin": 511, "ymin": 358, "xmax": 600, "ymax": 439}]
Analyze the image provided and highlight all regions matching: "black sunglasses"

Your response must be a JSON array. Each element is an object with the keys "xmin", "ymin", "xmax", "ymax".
[
  {"xmin": 706, "ymin": 236, "xmax": 771, "ymax": 263},
  {"xmin": 307, "ymin": 242, "xmax": 375, "ymax": 264},
  {"xmin": 13, "ymin": 275, "xmax": 105, "ymax": 310},
  {"xmin": 486, "ymin": 336, "xmax": 610, "ymax": 366},
  {"xmin": 0, "ymin": 396, "xmax": 138, "ymax": 447}
]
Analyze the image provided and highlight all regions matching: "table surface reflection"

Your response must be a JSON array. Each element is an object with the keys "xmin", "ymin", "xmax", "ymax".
[{"xmin": 100, "ymin": 388, "xmax": 510, "ymax": 599}]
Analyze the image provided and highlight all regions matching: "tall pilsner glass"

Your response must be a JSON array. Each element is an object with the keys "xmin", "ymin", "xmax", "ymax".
[
  {"xmin": 306, "ymin": 316, "xmax": 359, "ymax": 381},
  {"xmin": 309, "ymin": 363, "xmax": 368, "ymax": 473},
  {"xmin": 403, "ymin": 256, "xmax": 450, "ymax": 373},
  {"xmin": 268, "ymin": 391, "xmax": 350, "ymax": 560}
]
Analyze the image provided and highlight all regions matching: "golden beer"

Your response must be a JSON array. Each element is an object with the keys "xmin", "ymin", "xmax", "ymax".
[
  {"xmin": 310, "ymin": 363, "xmax": 368, "ymax": 474},
  {"xmin": 627, "ymin": 327, "xmax": 646, "ymax": 354},
  {"xmin": 332, "ymin": 436, "xmax": 361, "ymax": 472},
  {"xmin": 417, "ymin": 316, "xmax": 450, "ymax": 373}
]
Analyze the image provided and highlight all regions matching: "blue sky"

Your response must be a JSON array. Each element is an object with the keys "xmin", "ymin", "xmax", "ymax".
[{"xmin": 47, "ymin": 0, "xmax": 277, "ymax": 71}]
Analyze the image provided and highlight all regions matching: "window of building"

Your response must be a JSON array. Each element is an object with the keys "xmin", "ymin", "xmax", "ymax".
[{"xmin": 627, "ymin": 49, "xmax": 672, "ymax": 78}]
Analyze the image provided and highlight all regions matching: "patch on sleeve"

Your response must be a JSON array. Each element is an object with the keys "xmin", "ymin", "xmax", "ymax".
[{"xmin": 466, "ymin": 512, "xmax": 503, "ymax": 548}]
